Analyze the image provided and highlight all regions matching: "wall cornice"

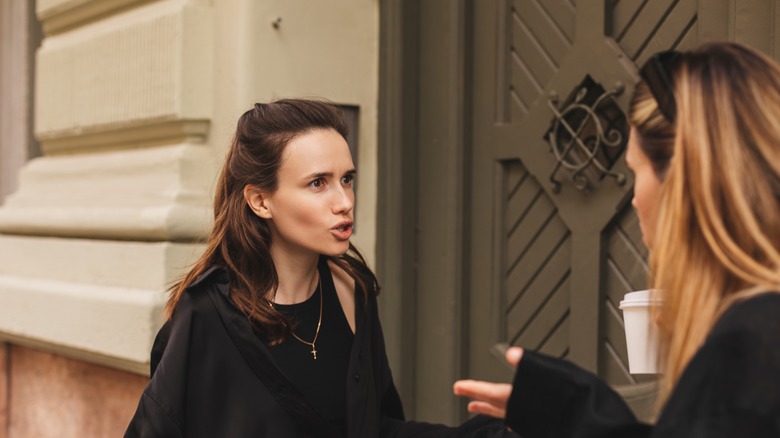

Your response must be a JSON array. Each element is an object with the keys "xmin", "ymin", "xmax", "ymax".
[{"xmin": 37, "ymin": 0, "xmax": 156, "ymax": 36}]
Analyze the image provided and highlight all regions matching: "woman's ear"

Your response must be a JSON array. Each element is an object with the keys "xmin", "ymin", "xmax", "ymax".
[{"xmin": 243, "ymin": 185, "xmax": 273, "ymax": 219}]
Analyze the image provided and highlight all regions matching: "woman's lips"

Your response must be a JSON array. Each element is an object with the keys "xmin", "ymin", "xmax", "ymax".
[{"xmin": 331, "ymin": 222, "xmax": 353, "ymax": 240}]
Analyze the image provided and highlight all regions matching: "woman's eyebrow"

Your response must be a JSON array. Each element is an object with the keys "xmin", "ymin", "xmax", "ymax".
[
  {"xmin": 302, "ymin": 168, "xmax": 356, "ymax": 180},
  {"xmin": 304, "ymin": 171, "xmax": 331, "ymax": 179}
]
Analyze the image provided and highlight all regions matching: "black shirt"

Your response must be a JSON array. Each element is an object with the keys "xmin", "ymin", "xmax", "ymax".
[{"xmin": 269, "ymin": 259, "xmax": 355, "ymax": 434}]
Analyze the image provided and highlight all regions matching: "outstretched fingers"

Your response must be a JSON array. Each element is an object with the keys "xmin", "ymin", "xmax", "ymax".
[
  {"xmin": 452, "ymin": 380, "xmax": 513, "ymax": 419},
  {"xmin": 467, "ymin": 400, "xmax": 506, "ymax": 418},
  {"xmin": 452, "ymin": 346, "xmax": 524, "ymax": 420}
]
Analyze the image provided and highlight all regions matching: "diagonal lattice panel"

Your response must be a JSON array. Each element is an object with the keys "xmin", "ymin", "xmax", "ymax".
[
  {"xmin": 503, "ymin": 160, "xmax": 571, "ymax": 359},
  {"xmin": 608, "ymin": 0, "xmax": 698, "ymax": 64},
  {"xmin": 510, "ymin": 0, "xmax": 576, "ymax": 116}
]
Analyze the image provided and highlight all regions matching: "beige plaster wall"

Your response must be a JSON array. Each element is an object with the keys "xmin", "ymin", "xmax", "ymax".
[
  {"xmin": 0, "ymin": 0, "xmax": 379, "ymax": 388},
  {"xmin": 213, "ymin": 0, "xmax": 380, "ymax": 265},
  {"xmin": 7, "ymin": 346, "xmax": 147, "ymax": 438},
  {"xmin": 0, "ymin": 0, "xmax": 214, "ymax": 373},
  {"xmin": 0, "ymin": 0, "xmax": 380, "ymax": 433}
]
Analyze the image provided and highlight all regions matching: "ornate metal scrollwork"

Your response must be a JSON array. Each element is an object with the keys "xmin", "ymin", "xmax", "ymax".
[{"xmin": 545, "ymin": 75, "xmax": 629, "ymax": 194}]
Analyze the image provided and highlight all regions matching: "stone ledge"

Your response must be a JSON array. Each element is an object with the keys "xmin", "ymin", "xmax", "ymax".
[
  {"xmin": 39, "ymin": 119, "xmax": 210, "ymax": 156},
  {"xmin": 0, "ymin": 274, "xmax": 164, "ymax": 375},
  {"xmin": 0, "ymin": 204, "xmax": 211, "ymax": 241},
  {"xmin": 0, "ymin": 144, "xmax": 214, "ymax": 241},
  {"xmin": 0, "ymin": 235, "xmax": 204, "ymax": 290}
]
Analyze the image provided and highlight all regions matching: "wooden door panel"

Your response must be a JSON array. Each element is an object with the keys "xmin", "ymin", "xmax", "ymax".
[
  {"xmin": 609, "ymin": 0, "xmax": 646, "ymax": 39},
  {"xmin": 506, "ymin": 192, "xmax": 559, "ymax": 264},
  {"xmin": 539, "ymin": 311, "xmax": 570, "ymax": 359},
  {"xmin": 514, "ymin": 276, "xmax": 571, "ymax": 351},
  {"xmin": 509, "ymin": 54, "xmax": 543, "ymax": 116},
  {"xmin": 602, "ymin": 309, "xmax": 634, "ymax": 384},
  {"xmin": 510, "ymin": 0, "xmax": 574, "ymax": 116},
  {"xmin": 536, "ymin": 0, "xmax": 577, "ymax": 44},
  {"xmin": 610, "ymin": 0, "xmax": 699, "ymax": 64},
  {"xmin": 512, "ymin": 0, "xmax": 573, "ymax": 62},
  {"xmin": 635, "ymin": 1, "xmax": 698, "ymax": 65},
  {"xmin": 606, "ymin": 231, "xmax": 649, "ymax": 292},
  {"xmin": 505, "ymin": 174, "xmax": 540, "ymax": 227},
  {"xmin": 506, "ymin": 240, "xmax": 571, "ymax": 345},
  {"xmin": 506, "ymin": 225, "xmax": 571, "ymax": 315}
]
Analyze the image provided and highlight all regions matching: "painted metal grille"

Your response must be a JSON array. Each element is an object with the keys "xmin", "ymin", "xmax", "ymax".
[{"xmin": 544, "ymin": 76, "xmax": 628, "ymax": 193}]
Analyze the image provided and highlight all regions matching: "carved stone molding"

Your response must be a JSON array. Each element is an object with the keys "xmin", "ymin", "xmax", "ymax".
[
  {"xmin": 37, "ymin": 0, "xmax": 157, "ymax": 35},
  {"xmin": 39, "ymin": 119, "xmax": 210, "ymax": 155},
  {"xmin": 0, "ymin": 143, "xmax": 213, "ymax": 241},
  {"xmin": 35, "ymin": 0, "xmax": 213, "ymax": 154}
]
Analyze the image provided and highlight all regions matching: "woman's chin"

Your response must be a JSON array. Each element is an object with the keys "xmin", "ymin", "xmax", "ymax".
[{"xmin": 322, "ymin": 241, "xmax": 351, "ymax": 257}]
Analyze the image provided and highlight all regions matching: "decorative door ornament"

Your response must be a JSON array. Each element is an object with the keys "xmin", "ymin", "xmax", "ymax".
[{"xmin": 544, "ymin": 76, "xmax": 629, "ymax": 194}]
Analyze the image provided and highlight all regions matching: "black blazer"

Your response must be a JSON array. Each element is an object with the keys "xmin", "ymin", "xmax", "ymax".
[{"xmin": 125, "ymin": 266, "xmax": 512, "ymax": 438}]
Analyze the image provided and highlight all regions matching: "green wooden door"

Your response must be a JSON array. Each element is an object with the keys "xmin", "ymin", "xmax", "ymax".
[
  {"xmin": 378, "ymin": 0, "xmax": 780, "ymax": 425},
  {"xmin": 466, "ymin": 0, "xmax": 706, "ymax": 412}
]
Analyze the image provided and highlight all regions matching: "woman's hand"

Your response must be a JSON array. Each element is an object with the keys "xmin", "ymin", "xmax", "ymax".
[{"xmin": 452, "ymin": 347, "xmax": 523, "ymax": 419}]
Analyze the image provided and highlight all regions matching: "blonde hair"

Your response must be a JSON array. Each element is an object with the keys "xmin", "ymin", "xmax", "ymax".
[{"xmin": 631, "ymin": 43, "xmax": 780, "ymax": 405}]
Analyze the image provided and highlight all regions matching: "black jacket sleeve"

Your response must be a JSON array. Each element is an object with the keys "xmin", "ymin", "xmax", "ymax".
[
  {"xmin": 125, "ymin": 301, "xmax": 193, "ymax": 438},
  {"xmin": 505, "ymin": 351, "xmax": 651, "ymax": 438},
  {"xmin": 504, "ymin": 294, "xmax": 780, "ymax": 438},
  {"xmin": 124, "ymin": 391, "xmax": 183, "ymax": 438}
]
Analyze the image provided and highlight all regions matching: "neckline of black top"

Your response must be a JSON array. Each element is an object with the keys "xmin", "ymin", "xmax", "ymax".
[{"xmin": 271, "ymin": 283, "xmax": 321, "ymax": 312}]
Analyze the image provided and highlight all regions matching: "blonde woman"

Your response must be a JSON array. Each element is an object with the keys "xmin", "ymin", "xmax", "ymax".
[{"xmin": 454, "ymin": 42, "xmax": 780, "ymax": 437}]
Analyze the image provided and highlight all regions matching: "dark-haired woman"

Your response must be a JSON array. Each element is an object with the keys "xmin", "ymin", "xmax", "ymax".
[{"xmin": 125, "ymin": 99, "xmax": 510, "ymax": 438}]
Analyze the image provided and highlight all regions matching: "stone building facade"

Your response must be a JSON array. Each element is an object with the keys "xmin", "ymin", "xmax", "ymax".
[{"xmin": 0, "ymin": 1, "xmax": 379, "ymax": 436}]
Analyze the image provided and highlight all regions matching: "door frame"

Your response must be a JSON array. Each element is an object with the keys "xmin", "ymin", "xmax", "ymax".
[{"xmin": 377, "ymin": 0, "xmax": 471, "ymax": 424}]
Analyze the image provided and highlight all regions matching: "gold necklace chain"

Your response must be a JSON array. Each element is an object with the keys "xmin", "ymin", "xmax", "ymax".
[{"xmin": 268, "ymin": 276, "xmax": 323, "ymax": 360}]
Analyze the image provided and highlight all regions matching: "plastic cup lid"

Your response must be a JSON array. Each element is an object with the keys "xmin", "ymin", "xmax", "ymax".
[{"xmin": 619, "ymin": 290, "xmax": 663, "ymax": 309}]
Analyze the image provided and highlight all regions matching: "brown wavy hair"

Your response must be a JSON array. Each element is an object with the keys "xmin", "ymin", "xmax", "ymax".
[
  {"xmin": 165, "ymin": 99, "xmax": 379, "ymax": 344},
  {"xmin": 631, "ymin": 43, "xmax": 780, "ymax": 405}
]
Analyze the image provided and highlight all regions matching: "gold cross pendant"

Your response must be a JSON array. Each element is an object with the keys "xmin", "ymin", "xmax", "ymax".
[{"xmin": 311, "ymin": 347, "xmax": 318, "ymax": 360}]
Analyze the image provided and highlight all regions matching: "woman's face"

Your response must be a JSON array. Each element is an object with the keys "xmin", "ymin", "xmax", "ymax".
[
  {"xmin": 256, "ymin": 128, "xmax": 356, "ymax": 258},
  {"xmin": 626, "ymin": 127, "xmax": 663, "ymax": 249}
]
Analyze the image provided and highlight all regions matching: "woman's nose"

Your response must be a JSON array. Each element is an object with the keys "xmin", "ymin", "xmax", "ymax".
[{"xmin": 332, "ymin": 187, "xmax": 354, "ymax": 214}]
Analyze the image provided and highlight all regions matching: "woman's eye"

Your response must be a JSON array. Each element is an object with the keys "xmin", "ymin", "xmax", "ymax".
[
  {"xmin": 342, "ymin": 175, "xmax": 354, "ymax": 186},
  {"xmin": 309, "ymin": 178, "xmax": 324, "ymax": 189}
]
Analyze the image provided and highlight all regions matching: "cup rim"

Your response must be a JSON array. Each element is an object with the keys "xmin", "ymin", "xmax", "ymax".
[{"xmin": 619, "ymin": 300, "xmax": 663, "ymax": 309}]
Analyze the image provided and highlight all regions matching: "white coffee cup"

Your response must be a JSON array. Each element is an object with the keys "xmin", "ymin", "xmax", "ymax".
[{"xmin": 619, "ymin": 290, "xmax": 662, "ymax": 374}]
